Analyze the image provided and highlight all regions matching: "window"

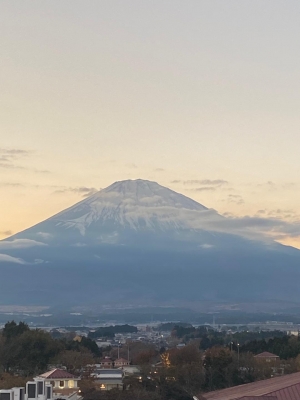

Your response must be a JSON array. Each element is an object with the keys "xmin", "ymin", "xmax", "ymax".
[
  {"xmin": 27, "ymin": 384, "xmax": 36, "ymax": 398},
  {"xmin": 0, "ymin": 394, "xmax": 11, "ymax": 400},
  {"xmin": 68, "ymin": 380, "xmax": 74, "ymax": 389},
  {"xmin": 38, "ymin": 381, "xmax": 44, "ymax": 395},
  {"xmin": 46, "ymin": 387, "xmax": 52, "ymax": 400},
  {"xmin": 59, "ymin": 381, "xmax": 64, "ymax": 388}
]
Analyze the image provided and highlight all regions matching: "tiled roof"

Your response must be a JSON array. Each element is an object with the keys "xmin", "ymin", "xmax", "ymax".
[
  {"xmin": 268, "ymin": 383, "xmax": 300, "ymax": 400},
  {"xmin": 254, "ymin": 352, "xmax": 279, "ymax": 358},
  {"xmin": 237, "ymin": 397, "xmax": 277, "ymax": 400},
  {"xmin": 203, "ymin": 372, "xmax": 300, "ymax": 400},
  {"xmin": 39, "ymin": 369, "xmax": 76, "ymax": 379}
]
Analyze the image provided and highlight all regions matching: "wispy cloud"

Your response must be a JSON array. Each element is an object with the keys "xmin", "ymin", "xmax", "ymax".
[
  {"xmin": 0, "ymin": 148, "xmax": 50, "ymax": 173},
  {"xmin": 193, "ymin": 187, "xmax": 216, "ymax": 192},
  {"xmin": 0, "ymin": 239, "xmax": 47, "ymax": 250},
  {"xmin": 0, "ymin": 148, "xmax": 32, "ymax": 164},
  {"xmin": 0, "ymin": 182, "xmax": 24, "ymax": 188},
  {"xmin": 206, "ymin": 216, "xmax": 300, "ymax": 242},
  {"xmin": 0, "ymin": 254, "xmax": 26, "ymax": 264},
  {"xmin": 185, "ymin": 179, "xmax": 228, "ymax": 186},
  {"xmin": 53, "ymin": 186, "xmax": 99, "ymax": 197},
  {"xmin": 0, "ymin": 230, "xmax": 13, "ymax": 237},
  {"xmin": 199, "ymin": 244, "xmax": 215, "ymax": 249},
  {"xmin": 0, "ymin": 148, "xmax": 32, "ymax": 162},
  {"xmin": 36, "ymin": 232, "xmax": 53, "ymax": 240},
  {"xmin": 227, "ymin": 194, "xmax": 244, "ymax": 205},
  {"xmin": 171, "ymin": 179, "xmax": 228, "ymax": 186}
]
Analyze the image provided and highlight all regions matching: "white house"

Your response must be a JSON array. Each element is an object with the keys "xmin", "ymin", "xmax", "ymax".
[{"xmin": 37, "ymin": 369, "xmax": 81, "ymax": 400}]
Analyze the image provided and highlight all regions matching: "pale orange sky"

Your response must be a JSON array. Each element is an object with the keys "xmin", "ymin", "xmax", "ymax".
[{"xmin": 1, "ymin": 1, "xmax": 300, "ymax": 247}]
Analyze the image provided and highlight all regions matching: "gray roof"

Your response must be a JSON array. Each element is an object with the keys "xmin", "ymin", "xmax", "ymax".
[{"xmin": 95, "ymin": 379, "xmax": 123, "ymax": 385}]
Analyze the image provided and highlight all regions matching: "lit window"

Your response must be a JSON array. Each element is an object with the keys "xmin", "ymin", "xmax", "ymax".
[
  {"xmin": 68, "ymin": 381, "xmax": 74, "ymax": 389},
  {"xmin": 100, "ymin": 384, "xmax": 106, "ymax": 390}
]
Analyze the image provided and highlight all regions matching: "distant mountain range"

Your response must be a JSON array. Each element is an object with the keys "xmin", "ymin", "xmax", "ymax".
[{"xmin": 0, "ymin": 179, "xmax": 299, "ymax": 307}]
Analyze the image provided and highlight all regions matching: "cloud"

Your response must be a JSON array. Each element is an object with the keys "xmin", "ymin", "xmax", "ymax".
[
  {"xmin": 126, "ymin": 163, "xmax": 138, "ymax": 169},
  {"xmin": 0, "ymin": 162, "xmax": 26, "ymax": 170},
  {"xmin": 0, "ymin": 254, "xmax": 26, "ymax": 264},
  {"xmin": 36, "ymin": 232, "xmax": 53, "ymax": 239},
  {"xmin": 0, "ymin": 230, "xmax": 13, "ymax": 237},
  {"xmin": 0, "ymin": 148, "xmax": 32, "ymax": 162},
  {"xmin": 265, "ymin": 209, "xmax": 300, "ymax": 221},
  {"xmin": 0, "ymin": 163, "xmax": 50, "ymax": 173},
  {"xmin": 54, "ymin": 186, "xmax": 99, "ymax": 197},
  {"xmin": 0, "ymin": 148, "xmax": 50, "ymax": 173},
  {"xmin": 1, "ymin": 149, "xmax": 30, "ymax": 155},
  {"xmin": 32, "ymin": 168, "xmax": 50, "ymax": 174},
  {"xmin": 75, "ymin": 187, "xmax": 99, "ymax": 197},
  {"xmin": 0, "ymin": 148, "xmax": 32, "ymax": 165},
  {"xmin": 193, "ymin": 187, "xmax": 216, "ymax": 192},
  {"xmin": 34, "ymin": 259, "xmax": 46, "ymax": 264},
  {"xmin": 155, "ymin": 168, "xmax": 165, "ymax": 172},
  {"xmin": 170, "ymin": 179, "xmax": 228, "ymax": 186},
  {"xmin": 199, "ymin": 244, "xmax": 214, "ymax": 249},
  {"xmin": 227, "ymin": 194, "xmax": 245, "ymax": 205},
  {"xmin": 0, "ymin": 182, "xmax": 24, "ymax": 188},
  {"xmin": 0, "ymin": 239, "xmax": 47, "ymax": 250},
  {"xmin": 206, "ymin": 216, "xmax": 300, "ymax": 241},
  {"xmin": 185, "ymin": 179, "xmax": 228, "ymax": 186},
  {"xmin": 257, "ymin": 181, "xmax": 276, "ymax": 187}
]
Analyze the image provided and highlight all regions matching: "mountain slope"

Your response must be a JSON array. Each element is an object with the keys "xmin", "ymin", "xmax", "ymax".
[
  {"xmin": 11, "ymin": 179, "xmax": 222, "ymax": 241},
  {"xmin": 0, "ymin": 179, "xmax": 299, "ymax": 306}
]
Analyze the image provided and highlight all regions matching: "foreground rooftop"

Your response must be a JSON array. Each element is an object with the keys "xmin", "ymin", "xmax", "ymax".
[{"xmin": 203, "ymin": 372, "xmax": 300, "ymax": 400}]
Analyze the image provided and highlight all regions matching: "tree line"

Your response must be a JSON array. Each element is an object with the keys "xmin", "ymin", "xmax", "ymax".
[
  {"xmin": 88, "ymin": 325, "xmax": 137, "ymax": 339},
  {"xmin": 0, "ymin": 321, "xmax": 101, "ymax": 377}
]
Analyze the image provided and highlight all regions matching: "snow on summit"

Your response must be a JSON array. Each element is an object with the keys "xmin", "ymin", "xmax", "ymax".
[{"xmin": 47, "ymin": 179, "xmax": 221, "ymax": 235}]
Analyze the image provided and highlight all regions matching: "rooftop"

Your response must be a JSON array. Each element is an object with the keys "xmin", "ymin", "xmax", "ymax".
[
  {"xmin": 39, "ymin": 369, "xmax": 76, "ymax": 380},
  {"xmin": 203, "ymin": 372, "xmax": 300, "ymax": 400},
  {"xmin": 254, "ymin": 352, "xmax": 279, "ymax": 358}
]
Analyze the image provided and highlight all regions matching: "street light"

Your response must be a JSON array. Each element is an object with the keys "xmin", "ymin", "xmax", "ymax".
[{"xmin": 237, "ymin": 343, "xmax": 240, "ymax": 368}]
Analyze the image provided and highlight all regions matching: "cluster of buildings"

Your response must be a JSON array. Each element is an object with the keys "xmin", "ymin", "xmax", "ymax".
[
  {"xmin": 1, "ymin": 350, "xmax": 300, "ymax": 400},
  {"xmin": 89, "ymin": 357, "xmax": 142, "ymax": 391},
  {"xmin": 0, "ymin": 364, "xmax": 141, "ymax": 399},
  {"xmin": 0, "ymin": 369, "xmax": 81, "ymax": 400},
  {"xmin": 94, "ymin": 328, "xmax": 168, "ymax": 349}
]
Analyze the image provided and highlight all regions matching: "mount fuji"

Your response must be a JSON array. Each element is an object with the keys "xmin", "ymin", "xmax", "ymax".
[{"xmin": 0, "ymin": 179, "xmax": 300, "ymax": 306}]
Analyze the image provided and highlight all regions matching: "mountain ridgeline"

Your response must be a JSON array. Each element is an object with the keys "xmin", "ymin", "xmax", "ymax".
[{"xmin": 0, "ymin": 179, "xmax": 299, "ymax": 306}]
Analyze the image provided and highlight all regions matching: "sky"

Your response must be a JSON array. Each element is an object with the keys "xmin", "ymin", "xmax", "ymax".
[{"xmin": 1, "ymin": 1, "xmax": 300, "ymax": 247}]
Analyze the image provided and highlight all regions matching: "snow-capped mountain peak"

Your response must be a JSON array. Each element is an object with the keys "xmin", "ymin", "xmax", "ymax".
[{"xmin": 48, "ymin": 179, "xmax": 219, "ymax": 235}]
